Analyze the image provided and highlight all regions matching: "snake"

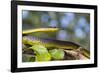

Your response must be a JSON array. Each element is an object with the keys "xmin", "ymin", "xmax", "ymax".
[{"xmin": 22, "ymin": 28, "xmax": 90, "ymax": 59}]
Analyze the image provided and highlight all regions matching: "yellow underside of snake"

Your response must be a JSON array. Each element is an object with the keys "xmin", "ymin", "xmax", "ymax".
[{"xmin": 22, "ymin": 28, "xmax": 90, "ymax": 59}]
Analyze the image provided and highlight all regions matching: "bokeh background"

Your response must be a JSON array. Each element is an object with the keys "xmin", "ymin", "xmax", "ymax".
[{"xmin": 22, "ymin": 10, "xmax": 90, "ymax": 50}]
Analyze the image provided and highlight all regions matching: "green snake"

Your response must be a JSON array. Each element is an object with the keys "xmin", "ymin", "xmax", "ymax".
[{"xmin": 22, "ymin": 28, "xmax": 90, "ymax": 59}]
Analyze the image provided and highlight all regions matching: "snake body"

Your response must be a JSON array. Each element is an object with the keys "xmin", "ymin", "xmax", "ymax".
[
  {"xmin": 22, "ymin": 28, "xmax": 90, "ymax": 59},
  {"xmin": 23, "ymin": 28, "xmax": 59, "ymax": 35}
]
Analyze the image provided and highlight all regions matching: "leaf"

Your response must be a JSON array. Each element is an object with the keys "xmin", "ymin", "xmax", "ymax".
[
  {"xmin": 31, "ymin": 45, "xmax": 51, "ymax": 61},
  {"xmin": 64, "ymin": 50, "xmax": 88, "ymax": 60},
  {"xmin": 49, "ymin": 49, "xmax": 64, "ymax": 60},
  {"xmin": 22, "ymin": 54, "xmax": 35, "ymax": 62}
]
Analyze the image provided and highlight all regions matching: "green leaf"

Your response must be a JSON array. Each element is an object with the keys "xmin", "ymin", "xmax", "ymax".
[
  {"xmin": 36, "ymin": 53, "xmax": 51, "ymax": 61},
  {"xmin": 22, "ymin": 54, "xmax": 35, "ymax": 62},
  {"xmin": 31, "ymin": 45, "xmax": 51, "ymax": 61},
  {"xmin": 49, "ymin": 49, "xmax": 64, "ymax": 60}
]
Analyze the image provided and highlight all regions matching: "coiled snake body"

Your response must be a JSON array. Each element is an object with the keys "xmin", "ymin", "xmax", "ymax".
[{"xmin": 22, "ymin": 28, "xmax": 90, "ymax": 59}]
